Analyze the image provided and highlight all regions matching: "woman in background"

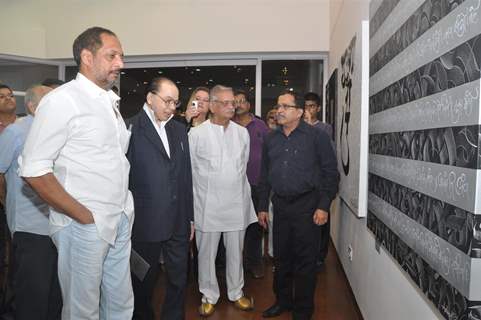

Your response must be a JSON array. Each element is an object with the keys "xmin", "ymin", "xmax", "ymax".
[{"xmin": 183, "ymin": 87, "xmax": 210, "ymax": 130}]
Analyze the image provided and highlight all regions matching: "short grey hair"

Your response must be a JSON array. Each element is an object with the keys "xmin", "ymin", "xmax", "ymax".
[
  {"xmin": 210, "ymin": 85, "xmax": 233, "ymax": 102},
  {"xmin": 24, "ymin": 84, "xmax": 48, "ymax": 115}
]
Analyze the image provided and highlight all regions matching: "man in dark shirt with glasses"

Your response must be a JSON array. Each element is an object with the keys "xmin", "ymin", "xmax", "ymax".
[{"xmin": 258, "ymin": 91, "xmax": 339, "ymax": 320}]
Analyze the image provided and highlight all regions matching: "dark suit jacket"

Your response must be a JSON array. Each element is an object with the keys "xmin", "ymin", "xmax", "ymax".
[{"xmin": 127, "ymin": 110, "xmax": 194, "ymax": 242}]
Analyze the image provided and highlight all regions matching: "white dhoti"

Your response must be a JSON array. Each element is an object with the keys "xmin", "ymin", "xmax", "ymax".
[{"xmin": 196, "ymin": 230, "xmax": 246, "ymax": 304}]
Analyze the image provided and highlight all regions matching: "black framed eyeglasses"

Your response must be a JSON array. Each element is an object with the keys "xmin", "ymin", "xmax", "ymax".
[
  {"xmin": 234, "ymin": 99, "xmax": 247, "ymax": 105},
  {"xmin": 274, "ymin": 104, "xmax": 299, "ymax": 110},
  {"xmin": 151, "ymin": 92, "xmax": 181, "ymax": 108}
]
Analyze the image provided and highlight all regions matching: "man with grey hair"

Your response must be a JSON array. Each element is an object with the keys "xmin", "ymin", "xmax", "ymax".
[
  {"xmin": 0, "ymin": 85, "xmax": 62, "ymax": 320},
  {"xmin": 189, "ymin": 85, "xmax": 257, "ymax": 317}
]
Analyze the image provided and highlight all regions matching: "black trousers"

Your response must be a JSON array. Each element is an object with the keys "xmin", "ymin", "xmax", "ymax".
[
  {"xmin": 132, "ymin": 234, "xmax": 190, "ymax": 320},
  {"xmin": 244, "ymin": 185, "xmax": 263, "ymax": 268},
  {"xmin": 12, "ymin": 232, "xmax": 62, "ymax": 320},
  {"xmin": 272, "ymin": 194, "xmax": 321, "ymax": 320}
]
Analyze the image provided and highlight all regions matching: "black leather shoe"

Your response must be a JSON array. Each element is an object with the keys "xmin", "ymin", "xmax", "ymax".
[{"xmin": 262, "ymin": 304, "xmax": 290, "ymax": 318}]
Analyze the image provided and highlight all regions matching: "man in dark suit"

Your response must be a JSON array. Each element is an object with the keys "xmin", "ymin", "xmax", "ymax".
[{"xmin": 127, "ymin": 77, "xmax": 194, "ymax": 320}]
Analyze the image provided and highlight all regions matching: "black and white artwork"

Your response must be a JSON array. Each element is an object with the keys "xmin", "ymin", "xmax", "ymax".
[
  {"xmin": 337, "ymin": 21, "xmax": 369, "ymax": 218},
  {"xmin": 340, "ymin": 36, "xmax": 356, "ymax": 176},
  {"xmin": 369, "ymin": 0, "xmax": 481, "ymax": 318},
  {"xmin": 325, "ymin": 69, "xmax": 337, "ymax": 140}
]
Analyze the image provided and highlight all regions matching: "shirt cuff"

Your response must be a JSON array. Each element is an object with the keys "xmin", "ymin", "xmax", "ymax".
[
  {"xmin": 258, "ymin": 199, "xmax": 269, "ymax": 212},
  {"xmin": 18, "ymin": 160, "xmax": 53, "ymax": 178},
  {"xmin": 317, "ymin": 195, "xmax": 332, "ymax": 213}
]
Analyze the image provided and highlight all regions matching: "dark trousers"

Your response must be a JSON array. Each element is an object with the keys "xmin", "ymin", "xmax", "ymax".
[
  {"xmin": 12, "ymin": 232, "xmax": 62, "ymax": 320},
  {"xmin": 132, "ymin": 234, "xmax": 190, "ymax": 320},
  {"xmin": 244, "ymin": 185, "xmax": 263, "ymax": 268},
  {"xmin": 318, "ymin": 214, "xmax": 330, "ymax": 263},
  {"xmin": 272, "ymin": 197, "xmax": 321, "ymax": 320}
]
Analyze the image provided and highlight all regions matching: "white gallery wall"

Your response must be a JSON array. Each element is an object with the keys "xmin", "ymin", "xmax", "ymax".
[
  {"xmin": 0, "ymin": 0, "xmax": 330, "ymax": 59},
  {"xmin": 328, "ymin": 0, "xmax": 443, "ymax": 319}
]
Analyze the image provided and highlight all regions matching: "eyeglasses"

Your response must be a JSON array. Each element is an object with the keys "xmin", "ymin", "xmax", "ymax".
[
  {"xmin": 0, "ymin": 94, "xmax": 14, "ymax": 100},
  {"xmin": 304, "ymin": 103, "xmax": 318, "ymax": 108},
  {"xmin": 234, "ymin": 99, "xmax": 247, "ymax": 105},
  {"xmin": 151, "ymin": 92, "xmax": 180, "ymax": 108},
  {"xmin": 274, "ymin": 104, "xmax": 299, "ymax": 110},
  {"xmin": 213, "ymin": 100, "xmax": 235, "ymax": 107}
]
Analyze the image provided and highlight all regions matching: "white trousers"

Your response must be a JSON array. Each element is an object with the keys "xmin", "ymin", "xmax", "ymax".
[
  {"xmin": 196, "ymin": 230, "xmax": 246, "ymax": 304},
  {"xmin": 52, "ymin": 213, "xmax": 133, "ymax": 320}
]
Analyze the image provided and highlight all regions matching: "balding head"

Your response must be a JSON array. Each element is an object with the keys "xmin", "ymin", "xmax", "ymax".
[{"xmin": 25, "ymin": 85, "xmax": 52, "ymax": 116}]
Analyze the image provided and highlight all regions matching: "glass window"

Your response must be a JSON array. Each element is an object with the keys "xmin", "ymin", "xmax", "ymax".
[
  {"xmin": 119, "ymin": 65, "xmax": 256, "ymax": 119},
  {"xmin": 0, "ymin": 60, "xmax": 59, "ymax": 115},
  {"xmin": 261, "ymin": 60, "xmax": 323, "ymax": 120}
]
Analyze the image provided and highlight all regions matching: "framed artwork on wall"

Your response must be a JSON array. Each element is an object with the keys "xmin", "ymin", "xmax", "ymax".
[
  {"xmin": 368, "ymin": 0, "xmax": 481, "ymax": 318},
  {"xmin": 336, "ymin": 20, "xmax": 369, "ymax": 218},
  {"xmin": 325, "ymin": 68, "xmax": 337, "ymax": 140}
]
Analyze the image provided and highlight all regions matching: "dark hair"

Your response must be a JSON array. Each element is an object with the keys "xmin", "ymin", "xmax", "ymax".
[
  {"xmin": 0, "ymin": 84, "xmax": 12, "ymax": 92},
  {"xmin": 72, "ymin": 27, "xmax": 116, "ymax": 66},
  {"xmin": 42, "ymin": 78, "xmax": 65, "ymax": 88},
  {"xmin": 279, "ymin": 90, "xmax": 303, "ymax": 108},
  {"xmin": 234, "ymin": 89, "xmax": 250, "ymax": 104},
  {"xmin": 145, "ymin": 77, "xmax": 176, "ymax": 99},
  {"xmin": 304, "ymin": 92, "xmax": 320, "ymax": 105}
]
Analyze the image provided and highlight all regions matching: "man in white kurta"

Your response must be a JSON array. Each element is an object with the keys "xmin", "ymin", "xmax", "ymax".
[{"xmin": 189, "ymin": 85, "xmax": 257, "ymax": 316}]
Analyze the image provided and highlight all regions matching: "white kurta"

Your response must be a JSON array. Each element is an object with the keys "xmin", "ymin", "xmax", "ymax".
[{"xmin": 189, "ymin": 120, "xmax": 257, "ymax": 232}]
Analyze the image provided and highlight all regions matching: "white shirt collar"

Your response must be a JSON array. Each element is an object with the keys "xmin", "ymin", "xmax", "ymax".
[
  {"xmin": 142, "ymin": 103, "xmax": 173, "ymax": 129},
  {"xmin": 76, "ymin": 73, "xmax": 120, "ymax": 104}
]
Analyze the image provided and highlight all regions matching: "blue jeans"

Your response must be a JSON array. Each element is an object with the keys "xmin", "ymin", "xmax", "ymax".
[{"xmin": 52, "ymin": 213, "xmax": 133, "ymax": 320}]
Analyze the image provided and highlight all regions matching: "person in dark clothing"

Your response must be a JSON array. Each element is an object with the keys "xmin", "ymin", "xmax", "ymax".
[
  {"xmin": 127, "ymin": 77, "xmax": 194, "ymax": 320},
  {"xmin": 304, "ymin": 92, "xmax": 335, "ymax": 270},
  {"xmin": 258, "ymin": 91, "xmax": 339, "ymax": 320},
  {"xmin": 233, "ymin": 89, "xmax": 269, "ymax": 279}
]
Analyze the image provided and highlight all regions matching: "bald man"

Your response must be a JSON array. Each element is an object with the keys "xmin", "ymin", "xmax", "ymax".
[{"xmin": 0, "ymin": 85, "xmax": 62, "ymax": 320}]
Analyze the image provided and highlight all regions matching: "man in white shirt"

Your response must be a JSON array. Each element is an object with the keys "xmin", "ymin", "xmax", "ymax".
[
  {"xmin": 19, "ymin": 27, "xmax": 134, "ymax": 319},
  {"xmin": 189, "ymin": 85, "xmax": 257, "ymax": 317}
]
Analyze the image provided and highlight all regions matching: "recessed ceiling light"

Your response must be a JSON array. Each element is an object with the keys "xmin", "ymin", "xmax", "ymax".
[{"xmin": 157, "ymin": 71, "xmax": 163, "ymax": 74}]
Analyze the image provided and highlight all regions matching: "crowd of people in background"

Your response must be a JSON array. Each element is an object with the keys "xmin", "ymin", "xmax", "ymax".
[{"xmin": 0, "ymin": 26, "xmax": 339, "ymax": 320}]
